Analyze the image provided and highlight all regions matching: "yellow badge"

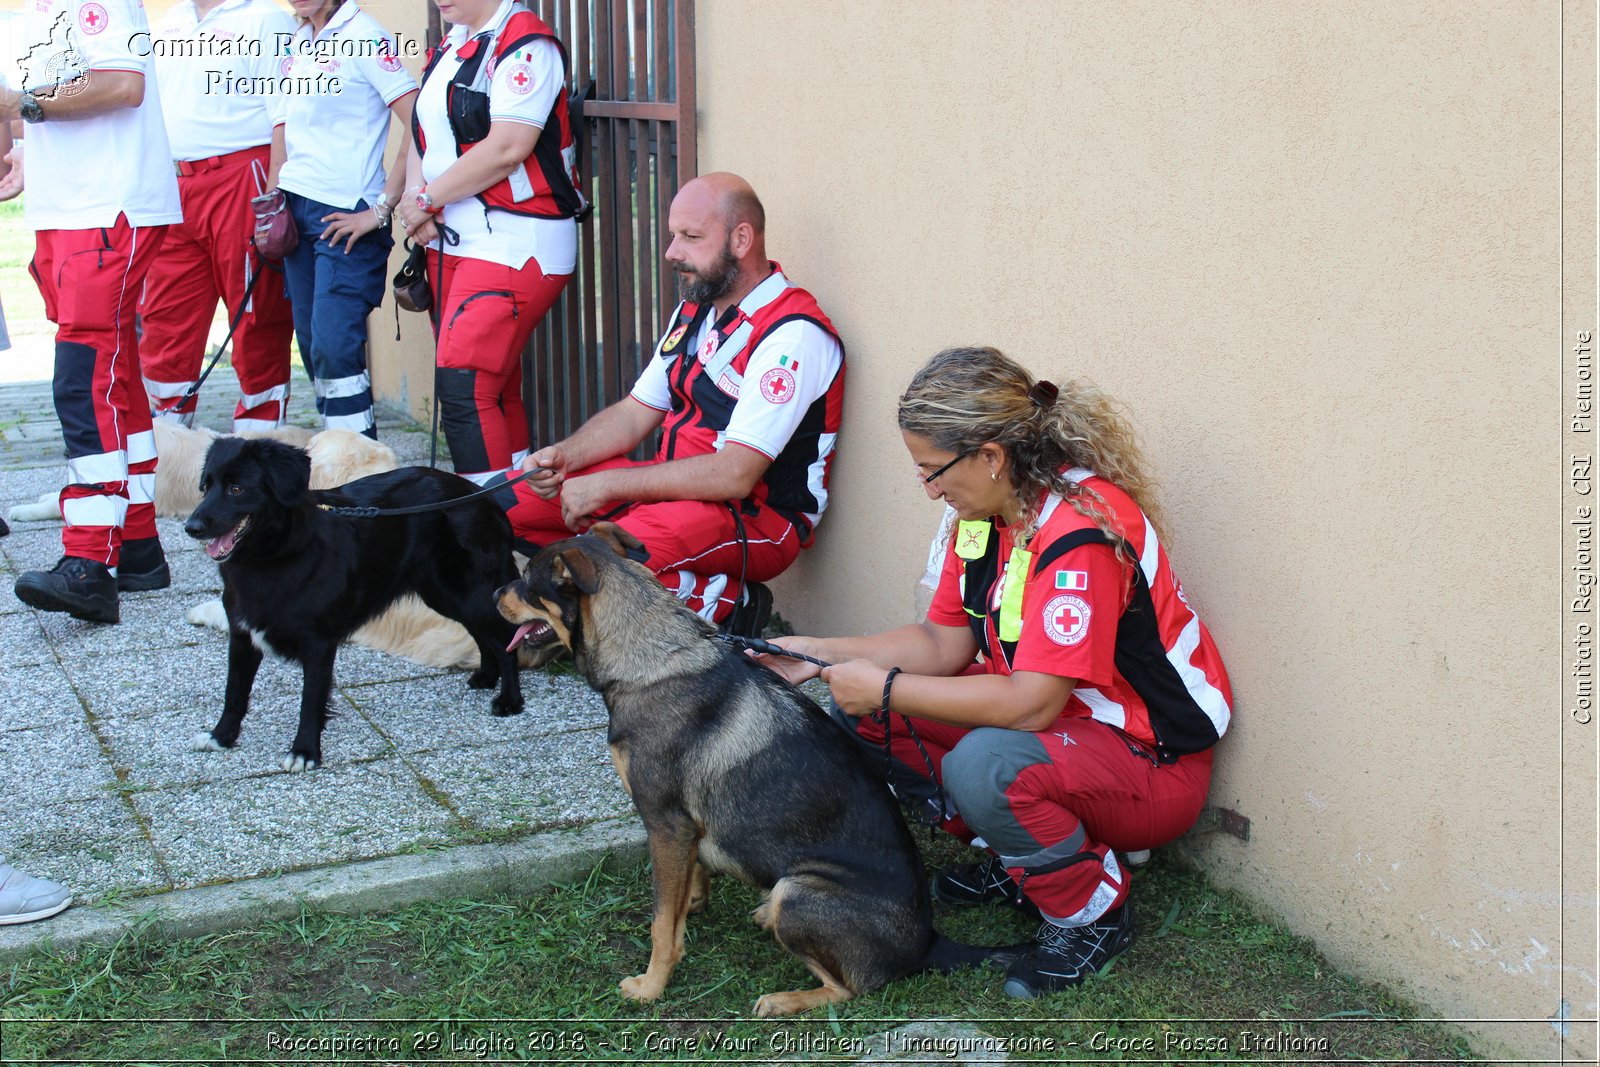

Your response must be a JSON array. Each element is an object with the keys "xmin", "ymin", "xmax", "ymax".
[
  {"xmin": 954, "ymin": 520, "xmax": 990, "ymax": 560},
  {"xmin": 664, "ymin": 323, "xmax": 688, "ymax": 350}
]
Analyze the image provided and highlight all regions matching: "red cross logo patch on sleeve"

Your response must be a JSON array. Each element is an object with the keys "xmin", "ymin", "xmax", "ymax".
[
  {"xmin": 378, "ymin": 53, "xmax": 402, "ymax": 72},
  {"xmin": 505, "ymin": 62, "xmax": 534, "ymax": 94},
  {"xmin": 1043, "ymin": 594, "xmax": 1091, "ymax": 646},
  {"xmin": 78, "ymin": 2, "xmax": 109, "ymax": 34},
  {"xmin": 759, "ymin": 367, "xmax": 796, "ymax": 404}
]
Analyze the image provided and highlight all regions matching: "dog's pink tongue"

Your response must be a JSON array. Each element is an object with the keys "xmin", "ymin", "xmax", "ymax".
[
  {"xmin": 205, "ymin": 528, "xmax": 237, "ymax": 560},
  {"xmin": 507, "ymin": 623, "xmax": 536, "ymax": 652}
]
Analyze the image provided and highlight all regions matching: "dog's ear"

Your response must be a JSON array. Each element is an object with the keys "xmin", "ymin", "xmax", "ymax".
[
  {"xmin": 260, "ymin": 443, "xmax": 312, "ymax": 507},
  {"xmin": 587, "ymin": 522, "xmax": 650, "ymax": 564},
  {"xmin": 554, "ymin": 545, "xmax": 603, "ymax": 595}
]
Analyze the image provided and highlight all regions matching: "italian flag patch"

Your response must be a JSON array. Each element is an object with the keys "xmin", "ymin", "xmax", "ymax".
[{"xmin": 1055, "ymin": 570, "xmax": 1088, "ymax": 591}]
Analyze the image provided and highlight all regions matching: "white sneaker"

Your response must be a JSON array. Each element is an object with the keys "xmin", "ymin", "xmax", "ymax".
[{"xmin": 0, "ymin": 861, "xmax": 73, "ymax": 924}]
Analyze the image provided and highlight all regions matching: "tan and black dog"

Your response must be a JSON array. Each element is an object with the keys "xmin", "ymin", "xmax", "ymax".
[{"xmin": 497, "ymin": 523, "xmax": 1017, "ymax": 1016}]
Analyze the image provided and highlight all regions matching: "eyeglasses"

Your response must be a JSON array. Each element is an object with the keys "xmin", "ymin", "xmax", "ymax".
[{"xmin": 921, "ymin": 450, "xmax": 972, "ymax": 485}]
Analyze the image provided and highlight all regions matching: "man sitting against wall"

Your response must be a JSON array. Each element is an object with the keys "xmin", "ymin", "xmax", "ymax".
[{"xmin": 507, "ymin": 172, "xmax": 844, "ymax": 642}]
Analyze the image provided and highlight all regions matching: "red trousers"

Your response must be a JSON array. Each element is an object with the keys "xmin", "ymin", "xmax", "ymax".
[
  {"xmin": 848, "ymin": 702, "xmax": 1212, "ymax": 924},
  {"xmin": 31, "ymin": 217, "xmax": 167, "ymax": 567},
  {"xmin": 506, "ymin": 458, "xmax": 803, "ymax": 621},
  {"xmin": 430, "ymin": 251, "xmax": 569, "ymax": 479},
  {"xmin": 138, "ymin": 145, "xmax": 294, "ymax": 432}
]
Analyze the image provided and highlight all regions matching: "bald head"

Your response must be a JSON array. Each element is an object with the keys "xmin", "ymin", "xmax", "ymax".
[{"xmin": 676, "ymin": 172, "xmax": 766, "ymax": 238}]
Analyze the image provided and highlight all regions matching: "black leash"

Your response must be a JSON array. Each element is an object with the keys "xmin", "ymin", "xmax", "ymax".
[
  {"xmin": 715, "ymin": 635, "xmax": 949, "ymax": 821},
  {"xmin": 317, "ymin": 464, "xmax": 550, "ymax": 518},
  {"xmin": 180, "ymin": 257, "xmax": 269, "ymax": 406}
]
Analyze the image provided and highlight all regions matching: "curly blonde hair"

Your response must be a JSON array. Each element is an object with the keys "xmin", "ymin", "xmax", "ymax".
[{"xmin": 897, "ymin": 346, "xmax": 1164, "ymax": 547}]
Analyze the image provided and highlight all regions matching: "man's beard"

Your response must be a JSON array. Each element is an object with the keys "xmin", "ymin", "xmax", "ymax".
[{"xmin": 673, "ymin": 244, "xmax": 740, "ymax": 305}]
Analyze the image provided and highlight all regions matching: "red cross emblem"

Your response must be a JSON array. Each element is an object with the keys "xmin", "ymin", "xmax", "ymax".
[
  {"xmin": 1043, "ymin": 594, "xmax": 1090, "ymax": 646},
  {"xmin": 79, "ymin": 2, "xmax": 109, "ymax": 34},
  {"xmin": 505, "ymin": 62, "xmax": 534, "ymax": 94},
  {"xmin": 759, "ymin": 367, "xmax": 795, "ymax": 404}
]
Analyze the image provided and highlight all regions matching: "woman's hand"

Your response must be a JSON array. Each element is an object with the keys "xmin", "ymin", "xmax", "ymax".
[
  {"xmin": 319, "ymin": 207, "xmax": 382, "ymax": 253},
  {"xmin": 395, "ymin": 194, "xmax": 432, "ymax": 236},
  {"xmin": 751, "ymin": 637, "xmax": 827, "ymax": 686},
  {"xmin": 822, "ymin": 659, "xmax": 895, "ymax": 718},
  {"xmin": 407, "ymin": 216, "xmax": 440, "ymax": 247}
]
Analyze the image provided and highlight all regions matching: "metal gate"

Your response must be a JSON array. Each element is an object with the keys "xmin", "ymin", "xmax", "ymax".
[{"xmin": 518, "ymin": 0, "xmax": 698, "ymax": 448}]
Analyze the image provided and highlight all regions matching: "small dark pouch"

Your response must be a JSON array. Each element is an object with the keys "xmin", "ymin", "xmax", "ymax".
[{"xmin": 392, "ymin": 239, "xmax": 431, "ymax": 313}]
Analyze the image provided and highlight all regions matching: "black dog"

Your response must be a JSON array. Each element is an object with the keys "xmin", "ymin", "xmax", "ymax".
[
  {"xmin": 184, "ymin": 436, "xmax": 523, "ymax": 771},
  {"xmin": 497, "ymin": 524, "xmax": 1019, "ymax": 1015}
]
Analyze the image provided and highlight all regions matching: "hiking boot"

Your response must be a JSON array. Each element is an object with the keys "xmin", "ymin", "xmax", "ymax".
[
  {"xmin": 0, "ymin": 861, "xmax": 73, "ymax": 925},
  {"xmin": 116, "ymin": 536, "xmax": 171, "ymax": 592},
  {"xmin": 719, "ymin": 581, "xmax": 772, "ymax": 639},
  {"xmin": 15, "ymin": 557, "xmax": 119, "ymax": 624},
  {"xmin": 932, "ymin": 853, "xmax": 1037, "ymax": 914},
  {"xmin": 1002, "ymin": 901, "xmax": 1136, "ymax": 998}
]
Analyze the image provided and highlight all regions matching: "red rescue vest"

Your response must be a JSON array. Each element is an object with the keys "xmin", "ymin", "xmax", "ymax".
[{"xmin": 415, "ymin": 8, "xmax": 585, "ymax": 221}]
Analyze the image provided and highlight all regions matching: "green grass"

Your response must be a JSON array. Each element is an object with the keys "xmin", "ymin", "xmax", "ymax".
[
  {"xmin": 0, "ymin": 841, "xmax": 1475, "ymax": 1064},
  {"xmin": 0, "ymin": 199, "xmax": 46, "ymax": 335}
]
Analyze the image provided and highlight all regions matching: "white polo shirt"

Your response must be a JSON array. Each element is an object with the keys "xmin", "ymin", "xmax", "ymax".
[
  {"xmin": 415, "ymin": 0, "xmax": 575, "ymax": 273},
  {"xmin": 276, "ymin": 2, "xmax": 416, "ymax": 211},
  {"xmin": 15, "ymin": 0, "xmax": 181, "ymax": 230},
  {"xmin": 153, "ymin": 0, "xmax": 296, "ymax": 161}
]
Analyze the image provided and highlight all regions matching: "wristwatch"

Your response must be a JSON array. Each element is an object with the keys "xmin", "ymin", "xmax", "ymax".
[
  {"xmin": 414, "ymin": 188, "xmax": 440, "ymax": 215},
  {"xmin": 18, "ymin": 91, "xmax": 44, "ymax": 124}
]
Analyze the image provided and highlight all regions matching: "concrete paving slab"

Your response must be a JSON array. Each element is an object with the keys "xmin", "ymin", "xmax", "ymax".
[
  {"xmin": 32, "ymin": 589, "xmax": 215, "ymax": 653},
  {"xmin": 0, "ymin": 722, "xmax": 116, "ymax": 806},
  {"xmin": 408, "ymin": 727, "xmax": 633, "ymax": 832},
  {"xmin": 0, "ymin": 794, "xmax": 169, "ymax": 903},
  {"xmin": 344, "ymin": 669, "xmax": 609, "ymax": 751},
  {"xmin": 64, "ymin": 639, "xmax": 250, "ymax": 721},
  {"xmin": 134, "ymin": 759, "xmax": 458, "ymax": 887},
  {"xmin": 98, "ymin": 701, "xmax": 395, "ymax": 790},
  {"xmin": 0, "ymin": 608, "xmax": 51, "ymax": 666},
  {"xmin": 0, "ymin": 663, "xmax": 80, "ymax": 732}
]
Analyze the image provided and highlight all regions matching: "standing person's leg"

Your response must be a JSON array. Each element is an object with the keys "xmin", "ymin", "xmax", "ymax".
[
  {"xmin": 211, "ymin": 149, "xmax": 294, "ymax": 433},
  {"xmin": 306, "ymin": 201, "xmax": 390, "ymax": 438},
  {"xmin": 137, "ymin": 204, "xmax": 216, "ymax": 427},
  {"xmin": 280, "ymin": 192, "xmax": 321, "ymax": 410},
  {"xmin": 15, "ymin": 219, "xmax": 168, "ymax": 623},
  {"xmin": 433, "ymin": 255, "xmax": 568, "ymax": 480}
]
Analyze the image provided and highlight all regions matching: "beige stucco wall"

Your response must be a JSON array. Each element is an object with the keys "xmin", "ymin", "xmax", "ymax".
[{"xmin": 692, "ymin": 0, "xmax": 1594, "ymax": 1061}]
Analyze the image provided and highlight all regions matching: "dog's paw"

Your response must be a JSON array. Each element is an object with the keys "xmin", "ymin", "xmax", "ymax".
[
  {"xmin": 490, "ymin": 693, "xmax": 524, "ymax": 718},
  {"xmin": 184, "ymin": 599, "xmax": 230, "ymax": 631},
  {"xmin": 281, "ymin": 752, "xmax": 321, "ymax": 773},
  {"xmin": 619, "ymin": 974, "xmax": 664, "ymax": 1002},
  {"xmin": 466, "ymin": 666, "xmax": 497, "ymax": 689},
  {"xmin": 7, "ymin": 491, "xmax": 63, "ymax": 523},
  {"xmin": 189, "ymin": 731, "xmax": 229, "ymax": 753}
]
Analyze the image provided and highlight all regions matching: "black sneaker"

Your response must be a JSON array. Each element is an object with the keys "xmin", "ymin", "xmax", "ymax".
[
  {"xmin": 719, "ymin": 580, "xmax": 772, "ymax": 638},
  {"xmin": 116, "ymin": 536, "xmax": 171, "ymax": 592},
  {"xmin": 932, "ymin": 853, "xmax": 1037, "ymax": 914},
  {"xmin": 1002, "ymin": 901, "xmax": 1136, "ymax": 998},
  {"xmin": 15, "ymin": 557, "xmax": 120, "ymax": 624}
]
